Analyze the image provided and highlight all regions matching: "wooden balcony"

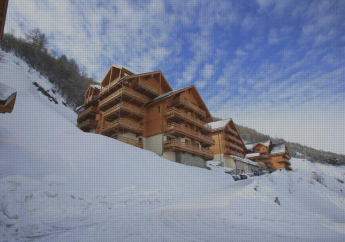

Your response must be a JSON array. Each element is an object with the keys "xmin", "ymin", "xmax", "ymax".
[
  {"xmin": 133, "ymin": 80, "xmax": 160, "ymax": 97},
  {"xmin": 99, "ymin": 87, "xmax": 149, "ymax": 111},
  {"xmin": 99, "ymin": 77, "xmax": 125, "ymax": 98},
  {"xmin": 224, "ymin": 148, "xmax": 244, "ymax": 158},
  {"xmin": 225, "ymin": 127, "xmax": 238, "ymax": 136},
  {"xmin": 103, "ymin": 102, "xmax": 144, "ymax": 121},
  {"xmin": 112, "ymin": 135, "xmax": 143, "ymax": 149},
  {"xmin": 84, "ymin": 95, "xmax": 99, "ymax": 108},
  {"xmin": 171, "ymin": 97, "xmax": 206, "ymax": 119},
  {"xmin": 77, "ymin": 106, "xmax": 98, "ymax": 122},
  {"xmin": 165, "ymin": 122, "xmax": 215, "ymax": 146},
  {"xmin": 102, "ymin": 118, "xmax": 144, "ymax": 136},
  {"xmin": 225, "ymin": 135, "xmax": 243, "ymax": 145},
  {"xmin": 165, "ymin": 107, "xmax": 211, "ymax": 133},
  {"xmin": 164, "ymin": 140, "xmax": 214, "ymax": 160},
  {"xmin": 77, "ymin": 119, "xmax": 96, "ymax": 131}
]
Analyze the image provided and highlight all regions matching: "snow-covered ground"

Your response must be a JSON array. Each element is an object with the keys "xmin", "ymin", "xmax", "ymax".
[{"xmin": 1, "ymin": 50, "xmax": 345, "ymax": 241}]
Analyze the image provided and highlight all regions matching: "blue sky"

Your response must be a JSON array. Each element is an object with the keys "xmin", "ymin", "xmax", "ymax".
[{"xmin": 5, "ymin": 0, "xmax": 345, "ymax": 154}]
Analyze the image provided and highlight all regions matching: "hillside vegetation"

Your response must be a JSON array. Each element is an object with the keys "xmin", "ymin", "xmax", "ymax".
[
  {"xmin": 0, "ymin": 29, "xmax": 98, "ymax": 108},
  {"xmin": 235, "ymin": 124, "xmax": 345, "ymax": 166}
]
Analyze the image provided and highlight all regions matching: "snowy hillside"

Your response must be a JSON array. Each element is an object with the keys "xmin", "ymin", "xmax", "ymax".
[{"xmin": 1, "ymin": 50, "xmax": 345, "ymax": 241}]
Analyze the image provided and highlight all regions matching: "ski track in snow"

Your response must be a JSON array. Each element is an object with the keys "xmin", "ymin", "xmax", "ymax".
[{"xmin": 1, "ymin": 50, "xmax": 345, "ymax": 241}]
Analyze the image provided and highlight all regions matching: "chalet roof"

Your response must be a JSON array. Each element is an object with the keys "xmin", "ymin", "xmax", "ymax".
[
  {"xmin": 75, "ymin": 104, "xmax": 84, "ymax": 113},
  {"xmin": 145, "ymin": 85, "xmax": 212, "ymax": 120},
  {"xmin": 207, "ymin": 119, "xmax": 232, "ymax": 131},
  {"xmin": 229, "ymin": 155, "xmax": 259, "ymax": 167},
  {"xmin": 148, "ymin": 85, "xmax": 193, "ymax": 104},
  {"xmin": 92, "ymin": 85, "xmax": 101, "ymax": 90},
  {"xmin": 0, "ymin": 83, "xmax": 16, "ymax": 105},
  {"xmin": 125, "ymin": 70, "xmax": 173, "ymax": 92},
  {"xmin": 245, "ymin": 139, "xmax": 271, "ymax": 150},
  {"xmin": 112, "ymin": 65, "xmax": 135, "ymax": 75},
  {"xmin": 269, "ymin": 143, "xmax": 286, "ymax": 155}
]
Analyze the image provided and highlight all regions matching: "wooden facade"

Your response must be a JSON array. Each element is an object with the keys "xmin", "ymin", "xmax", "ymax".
[
  {"xmin": 0, "ymin": 0, "xmax": 9, "ymax": 39},
  {"xmin": 206, "ymin": 119, "xmax": 258, "ymax": 171},
  {"xmin": 245, "ymin": 140, "xmax": 292, "ymax": 170},
  {"xmin": 208, "ymin": 119, "xmax": 246, "ymax": 158},
  {"xmin": 77, "ymin": 65, "xmax": 214, "ymax": 165},
  {"xmin": 145, "ymin": 85, "xmax": 215, "ymax": 162}
]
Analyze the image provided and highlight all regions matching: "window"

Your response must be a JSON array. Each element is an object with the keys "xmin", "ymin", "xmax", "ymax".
[{"xmin": 157, "ymin": 106, "xmax": 160, "ymax": 113}]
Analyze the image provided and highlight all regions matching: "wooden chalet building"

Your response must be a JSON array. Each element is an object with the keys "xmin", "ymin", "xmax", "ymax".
[
  {"xmin": 245, "ymin": 140, "xmax": 292, "ymax": 170},
  {"xmin": 77, "ymin": 65, "xmax": 215, "ymax": 168},
  {"xmin": 0, "ymin": 0, "xmax": 9, "ymax": 39},
  {"xmin": 207, "ymin": 119, "xmax": 259, "ymax": 173},
  {"xmin": 145, "ymin": 85, "xmax": 215, "ymax": 167}
]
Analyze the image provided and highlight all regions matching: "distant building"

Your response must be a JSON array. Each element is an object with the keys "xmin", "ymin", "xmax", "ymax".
[
  {"xmin": 207, "ymin": 119, "xmax": 259, "ymax": 173},
  {"xmin": 0, "ymin": 0, "xmax": 9, "ymax": 39},
  {"xmin": 245, "ymin": 140, "xmax": 292, "ymax": 170},
  {"xmin": 76, "ymin": 65, "xmax": 214, "ymax": 168}
]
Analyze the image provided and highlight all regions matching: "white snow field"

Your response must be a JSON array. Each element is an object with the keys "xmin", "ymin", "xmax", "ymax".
[{"xmin": 1, "ymin": 50, "xmax": 345, "ymax": 241}]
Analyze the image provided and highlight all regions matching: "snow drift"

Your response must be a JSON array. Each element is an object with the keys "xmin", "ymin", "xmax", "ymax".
[{"xmin": 1, "ymin": 50, "xmax": 345, "ymax": 241}]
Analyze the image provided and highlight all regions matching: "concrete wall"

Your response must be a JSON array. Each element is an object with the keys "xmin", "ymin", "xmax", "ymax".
[
  {"xmin": 146, "ymin": 133, "xmax": 164, "ymax": 155},
  {"xmin": 213, "ymin": 154, "xmax": 236, "ymax": 170},
  {"xmin": 176, "ymin": 152, "xmax": 205, "ymax": 168},
  {"xmin": 163, "ymin": 152, "xmax": 176, "ymax": 162},
  {"xmin": 236, "ymin": 161, "xmax": 248, "ymax": 173},
  {"xmin": 248, "ymin": 164, "xmax": 259, "ymax": 172}
]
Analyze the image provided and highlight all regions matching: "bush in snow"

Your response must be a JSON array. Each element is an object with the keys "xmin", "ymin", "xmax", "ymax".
[{"xmin": 312, "ymin": 172, "xmax": 324, "ymax": 185}]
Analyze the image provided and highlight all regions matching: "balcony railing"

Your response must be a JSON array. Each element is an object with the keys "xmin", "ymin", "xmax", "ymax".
[
  {"xmin": 224, "ymin": 148, "xmax": 244, "ymax": 158},
  {"xmin": 171, "ymin": 97, "xmax": 206, "ymax": 119},
  {"xmin": 100, "ymin": 76, "xmax": 125, "ymax": 97},
  {"xmin": 165, "ymin": 122, "xmax": 215, "ymax": 146},
  {"xmin": 84, "ymin": 95, "xmax": 99, "ymax": 107},
  {"xmin": 133, "ymin": 80, "xmax": 160, "ymax": 97},
  {"xmin": 99, "ymin": 87, "xmax": 149, "ymax": 111},
  {"xmin": 103, "ymin": 102, "xmax": 145, "ymax": 121},
  {"xmin": 77, "ymin": 106, "xmax": 98, "ymax": 122},
  {"xmin": 164, "ymin": 140, "xmax": 214, "ymax": 160},
  {"xmin": 112, "ymin": 135, "xmax": 143, "ymax": 149},
  {"xmin": 225, "ymin": 127, "xmax": 238, "ymax": 136},
  {"xmin": 225, "ymin": 134, "xmax": 243, "ymax": 145},
  {"xmin": 102, "ymin": 118, "xmax": 144, "ymax": 136},
  {"xmin": 165, "ymin": 107, "xmax": 211, "ymax": 133},
  {"xmin": 77, "ymin": 119, "xmax": 96, "ymax": 131}
]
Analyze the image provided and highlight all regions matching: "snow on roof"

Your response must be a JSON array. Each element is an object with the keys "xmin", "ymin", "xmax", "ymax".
[
  {"xmin": 207, "ymin": 119, "xmax": 231, "ymax": 131},
  {"xmin": 230, "ymin": 155, "xmax": 259, "ymax": 167},
  {"xmin": 245, "ymin": 153, "xmax": 261, "ymax": 158},
  {"xmin": 75, "ymin": 105, "xmax": 84, "ymax": 112},
  {"xmin": 92, "ymin": 85, "xmax": 101, "ymax": 90},
  {"xmin": 0, "ymin": 82, "xmax": 16, "ymax": 102},
  {"xmin": 245, "ymin": 139, "xmax": 271, "ymax": 150},
  {"xmin": 113, "ymin": 65, "xmax": 136, "ymax": 74},
  {"xmin": 270, "ymin": 143, "xmax": 286, "ymax": 155},
  {"xmin": 147, "ymin": 85, "xmax": 194, "ymax": 105}
]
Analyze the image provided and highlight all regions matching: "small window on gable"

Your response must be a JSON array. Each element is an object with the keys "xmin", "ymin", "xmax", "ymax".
[{"xmin": 157, "ymin": 106, "xmax": 160, "ymax": 113}]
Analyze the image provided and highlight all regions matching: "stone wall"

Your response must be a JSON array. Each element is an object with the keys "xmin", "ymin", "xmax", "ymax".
[{"xmin": 176, "ymin": 152, "xmax": 205, "ymax": 168}]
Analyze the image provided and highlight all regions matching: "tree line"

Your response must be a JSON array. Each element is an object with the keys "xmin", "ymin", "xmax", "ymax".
[{"xmin": 0, "ymin": 29, "xmax": 98, "ymax": 108}]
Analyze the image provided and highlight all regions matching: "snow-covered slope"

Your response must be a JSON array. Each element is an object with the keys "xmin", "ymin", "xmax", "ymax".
[{"xmin": 1, "ymin": 50, "xmax": 345, "ymax": 241}]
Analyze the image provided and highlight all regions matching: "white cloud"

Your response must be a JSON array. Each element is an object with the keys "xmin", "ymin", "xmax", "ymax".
[
  {"xmin": 268, "ymin": 28, "xmax": 279, "ymax": 44},
  {"xmin": 202, "ymin": 64, "xmax": 215, "ymax": 79},
  {"xmin": 195, "ymin": 80, "xmax": 207, "ymax": 89}
]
